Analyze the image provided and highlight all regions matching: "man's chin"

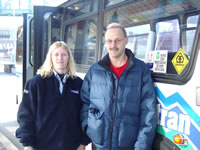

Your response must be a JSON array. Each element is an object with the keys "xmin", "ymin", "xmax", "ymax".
[
  {"xmin": 110, "ymin": 53, "xmax": 120, "ymax": 58},
  {"xmin": 110, "ymin": 50, "xmax": 118, "ymax": 55}
]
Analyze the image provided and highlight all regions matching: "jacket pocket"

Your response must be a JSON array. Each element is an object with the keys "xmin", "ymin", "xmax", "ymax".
[
  {"xmin": 87, "ymin": 107, "xmax": 104, "ymax": 145},
  {"xmin": 118, "ymin": 117, "xmax": 138, "ymax": 148}
]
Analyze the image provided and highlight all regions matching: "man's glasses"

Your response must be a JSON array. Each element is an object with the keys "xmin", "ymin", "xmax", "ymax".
[{"xmin": 105, "ymin": 38, "xmax": 125, "ymax": 45}]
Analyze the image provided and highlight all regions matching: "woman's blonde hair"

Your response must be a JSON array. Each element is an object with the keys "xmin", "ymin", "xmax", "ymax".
[{"xmin": 37, "ymin": 41, "xmax": 76, "ymax": 78}]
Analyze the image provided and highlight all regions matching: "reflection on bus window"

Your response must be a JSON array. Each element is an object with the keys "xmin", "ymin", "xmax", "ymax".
[
  {"xmin": 105, "ymin": 0, "xmax": 126, "ymax": 7},
  {"xmin": 155, "ymin": 19, "xmax": 180, "ymax": 52},
  {"xmin": 65, "ymin": 0, "xmax": 98, "ymax": 20},
  {"xmin": 125, "ymin": 24, "xmax": 150, "ymax": 60},
  {"xmin": 64, "ymin": 17, "xmax": 97, "ymax": 67},
  {"xmin": 103, "ymin": 0, "xmax": 199, "ymax": 76},
  {"xmin": 16, "ymin": 25, "xmax": 23, "ymax": 63},
  {"xmin": 43, "ymin": 12, "xmax": 61, "ymax": 61},
  {"xmin": 102, "ymin": 24, "xmax": 150, "ymax": 60},
  {"xmin": 185, "ymin": 15, "xmax": 199, "ymax": 56},
  {"xmin": 187, "ymin": 15, "xmax": 198, "ymax": 28}
]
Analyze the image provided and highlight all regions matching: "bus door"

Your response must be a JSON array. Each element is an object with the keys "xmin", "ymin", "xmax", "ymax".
[
  {"xmin": 23, "ymin": 6, "xmax": 63, "ymax": 86},
  {"xmin": 22, "ymin": 13, "xmax": 33, "ymax": 88},
  {"xmin": 33, "ymin": 6, "xmax": 63, "ymax": 76}
]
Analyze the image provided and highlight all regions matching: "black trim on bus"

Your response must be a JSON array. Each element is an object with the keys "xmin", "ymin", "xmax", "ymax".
[
  {"xmin": 29, "ymin": 18, "xmax": 33, "ymax": 67},
  {"xmin": 22, "ymin": 13, "xmax": 28, "ymax": 89}
]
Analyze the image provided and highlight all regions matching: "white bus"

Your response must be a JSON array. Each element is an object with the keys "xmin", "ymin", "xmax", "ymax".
[{"xmin": 21, "ymin": 0, "xmax": 200, "ymax": 149}]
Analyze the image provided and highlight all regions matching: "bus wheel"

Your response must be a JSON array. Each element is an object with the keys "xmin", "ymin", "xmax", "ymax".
[{"xmin": 152, "ymin": 133, "xmax": 180, "ymax": 150}]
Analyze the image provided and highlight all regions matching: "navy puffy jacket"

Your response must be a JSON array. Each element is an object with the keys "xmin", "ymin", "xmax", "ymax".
[{"xmin": 80, "ymin": 49, "xmax": 157, "ymax": 150}]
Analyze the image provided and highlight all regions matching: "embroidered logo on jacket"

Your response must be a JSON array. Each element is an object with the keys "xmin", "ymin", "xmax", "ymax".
[
  {"xmin": 24, "ymin": 89, "xmax": 29, "ymax": 94},
  {"xmin": 71, "ymin": 90, "xmax": 79, "ymax": 94}
]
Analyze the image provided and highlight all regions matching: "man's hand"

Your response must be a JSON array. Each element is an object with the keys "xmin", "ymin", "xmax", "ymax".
[
  {"xmin": 24, "ymin": 146, "xmax": 33, "ymax": 150},
  {"xmin": 77, "ymin": 144, "xmax": 85, "ymax": 150}
]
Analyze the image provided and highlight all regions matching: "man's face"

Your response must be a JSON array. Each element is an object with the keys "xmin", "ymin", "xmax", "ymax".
[{"xmin": 105, "ymin": 28, "xmax": 128, "ymax": 59}]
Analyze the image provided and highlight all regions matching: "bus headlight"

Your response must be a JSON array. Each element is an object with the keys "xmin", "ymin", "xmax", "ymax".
[{"xmin": 173, "ymin": 134, "xmax": 188, "ymax": 145}]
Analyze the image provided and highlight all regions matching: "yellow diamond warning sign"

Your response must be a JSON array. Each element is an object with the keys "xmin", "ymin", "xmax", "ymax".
[{"xmin": 172, "ymin": 48, "xmax": 189, "ymax": 75}]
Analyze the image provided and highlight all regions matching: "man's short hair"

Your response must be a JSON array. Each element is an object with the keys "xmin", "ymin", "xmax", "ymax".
[{"xmin": 106, "ymin": 22, "xmax": 127, "ymax": 37}]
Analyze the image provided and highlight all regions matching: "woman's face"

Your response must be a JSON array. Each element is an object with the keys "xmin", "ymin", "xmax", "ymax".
[{"xmin": 51, "ymin": 47, "xmax": 69, "ymax": 74}]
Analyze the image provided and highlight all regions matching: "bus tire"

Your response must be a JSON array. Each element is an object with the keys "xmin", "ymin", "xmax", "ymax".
[{"xmin": 152, "ymin": 133, "xmax": 180, "ymax": 150}]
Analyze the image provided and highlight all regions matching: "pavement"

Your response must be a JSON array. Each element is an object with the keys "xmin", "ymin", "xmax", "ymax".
[{"xmin": 0, "ymin": 64, "xmax": 23, "ymax": 150}]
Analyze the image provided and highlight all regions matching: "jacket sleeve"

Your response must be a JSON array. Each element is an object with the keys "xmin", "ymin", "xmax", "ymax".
[
  {"xmin": 80, "ymin": 68, "xmax": 92, "ymax": 133},
  {"xmin": 16, "ymin": 79, "xmax": 37, "ymax": 147},
  {"xmin": 134, "ymin": 64, "xmax": 157, "ymax": 150}
]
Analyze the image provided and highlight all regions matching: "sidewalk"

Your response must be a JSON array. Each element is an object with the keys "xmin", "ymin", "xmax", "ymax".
[
  {"xmin": 0, "ymin": 142, "xmax": 7, "ymax": 150},
  {"xmin": 0, "ymin": 64, "xmax": 23, "ymax": 150}
]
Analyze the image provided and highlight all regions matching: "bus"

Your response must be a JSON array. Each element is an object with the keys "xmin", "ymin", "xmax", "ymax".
[
  {"xmin": 21, "ymin": 0, "xmax": 200, "ymax": 149},
  {"xmin": 0, "ymin": 16, "xmax": 23, "ymax": 74},
  {"xmin": 0, "ymin": 28, "xmax": 16, "ymax": 73}
]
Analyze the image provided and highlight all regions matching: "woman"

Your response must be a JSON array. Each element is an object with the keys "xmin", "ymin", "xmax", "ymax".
[{"xmin": 16, "ymin": 41, "xmax": 90, "ymax": 150}]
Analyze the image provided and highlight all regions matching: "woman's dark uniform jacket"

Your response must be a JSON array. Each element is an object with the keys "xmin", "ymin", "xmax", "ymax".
[{"xmin": 16, "ymin": 74, "xmax": 90, "ymax": 150}]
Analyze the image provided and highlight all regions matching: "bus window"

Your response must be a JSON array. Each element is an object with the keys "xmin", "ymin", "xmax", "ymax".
[
  {"xmin": 16, "ymin": 25, "xmax": 23, "ymax": 63},
  {"xmin": 105, "ymin": 0, "xmax": 125, "ymax": 7},
  {"xmin": 102, "ymin": 0, "xmax": 200, "ymax": 78},
  {"xmin": 155, "ymin": 19, "xmax": 180, "ymax": 52},
  {"xmin": 126, "ymin": 24, "xmax": 150, "ymax": 60},
  {"xmin": 185, "ymin": 15, "xmax": 199, "ymax": 57},
  {"xmin": 64, "ymin": 17, "xmax": 97, "ymax": 72},
  {"xmin": 102, "ymin": 24, "xmax": 151, "ymax": 60},
  {"xmin": 43, "ymin": 12, "xmax": 61, "ymax": 58},
  {"xmin": 64, "ymin": 0, "xmax": 98, "ymax": 20},
  {"xmin": 187, "ymin": 15, "xmax": 199, "ymax": 28}
]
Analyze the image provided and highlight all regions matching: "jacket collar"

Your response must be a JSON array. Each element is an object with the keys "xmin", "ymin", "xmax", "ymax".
[
  {"xmin": 47, "ymin": 71, "xmax": 72, "ymax": 81},
  {"xmin": 98, "ymin": 48, "xmax": 135, "ymax": 71}
]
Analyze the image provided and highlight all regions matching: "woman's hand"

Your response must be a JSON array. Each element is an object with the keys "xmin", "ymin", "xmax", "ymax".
[
  {"xmin": 77, "ymin": 144, "xmax": 85, "ymax": 150},
  {"xmin": 24, "ymin": 146, "xmax": 33, "ymax": 150}
]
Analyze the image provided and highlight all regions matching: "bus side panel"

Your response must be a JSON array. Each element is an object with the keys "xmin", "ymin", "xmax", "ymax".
[{"xmin": 155, "ymin": 50, "xmax": 200, "ymax": 150}]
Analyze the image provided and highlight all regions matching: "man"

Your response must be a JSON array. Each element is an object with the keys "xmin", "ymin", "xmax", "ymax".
[{"xmin": 80, "ymin": 23, "xmax": 157, "ymax": 150}]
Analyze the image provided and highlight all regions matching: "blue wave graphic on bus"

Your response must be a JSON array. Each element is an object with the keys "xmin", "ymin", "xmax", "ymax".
[
  {"xmin": 156, "ymin": 87, "xmax": 200, "ymax": 149},
  {"xmin": 156, "ymin": 87, "xmax": 200, "ymax": 127}
]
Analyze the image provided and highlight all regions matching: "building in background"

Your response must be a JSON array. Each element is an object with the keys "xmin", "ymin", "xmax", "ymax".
[
  {"xmin": 0, "ymin": 0, "xmax": 66, "ymax": 73},
  {"xmin": 0, "ymin": 16, "xmax": 23, "ymax": 73}
]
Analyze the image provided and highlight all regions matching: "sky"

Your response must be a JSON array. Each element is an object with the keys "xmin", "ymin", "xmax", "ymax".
[{"xmin": 1, "ymin": 0, "xmax": 69, "ymax": 9}]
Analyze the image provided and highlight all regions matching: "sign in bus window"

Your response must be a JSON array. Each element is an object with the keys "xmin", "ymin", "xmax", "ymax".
[{"xmin": 155, "ymin": 19, "xmax": 180, "ymax": 53}]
